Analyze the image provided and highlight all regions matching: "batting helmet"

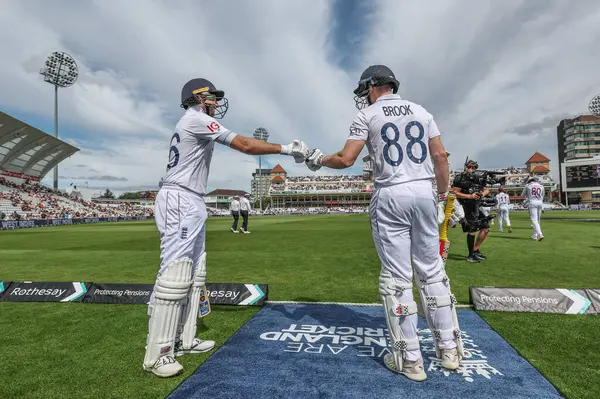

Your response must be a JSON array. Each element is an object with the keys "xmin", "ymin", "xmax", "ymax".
[
  {"xmin": 353, "ymin": 65, "xmax": 400, "ymax": 109},
  {"xmin": 180, "ymin": 78, "xmax": 229, "ymax": 119}
]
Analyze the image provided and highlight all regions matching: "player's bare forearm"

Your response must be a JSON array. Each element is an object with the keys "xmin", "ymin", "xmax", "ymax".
[
  {"xmin": 429, "ymin": 137, "xmax": 449, "ymax": 193},
  {"xmin": 319, "ymin": 140, "xmax": 364, "ymax": 169},
  {"xmin": 452, "ymin": 188, "xmax": 472, "ymax": 200},
  {"xmin": 229, "ymin": 135, "xmax": 282, "ymax": 155},
  {"xmin": 432, "ymin": 154, "xmax": 449, "ymax": 193},
  {"xmin": 321, "ymin": 151, "xmax": 354, "ymax": 169}
]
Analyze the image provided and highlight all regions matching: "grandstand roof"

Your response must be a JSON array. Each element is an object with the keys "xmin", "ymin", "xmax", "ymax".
[
  {"xmin": 0, "ymin": 111, "xmax": 79, "ymax": 181},
  {"xmin": 271, "ymin": 175, "xmax": 284, "ymax": 182},
  {"xmin": 270, "ymin": 164, "xmax": 286, "ymax": 174},
  {"xmin": 526, "ymin": 152, "xmax": 550, "ymax": 164},
  {"xmin": 207, "ymin": 189, "xmax": 249, "ymax": 197},
  {"xmin": 531, "ymin": 165, "xmax": 550, "ymax": 173}
]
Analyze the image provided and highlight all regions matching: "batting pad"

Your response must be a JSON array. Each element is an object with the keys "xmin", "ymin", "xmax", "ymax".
[{"xmin": 168, "ymin": 304, "xmax": 562, "ymax": 399}]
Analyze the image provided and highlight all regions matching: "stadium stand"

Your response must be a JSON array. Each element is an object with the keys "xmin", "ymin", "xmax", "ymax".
[
  {"xmin": 259, "ymin": 154, "xmax": 570, "ymax": 215},
  {"xmin": 0, "ymin": 109, "xmax": 575, "ymax": 223},
  {"xmin": 0, "ymin": 177, "xmax": 153, "ymax": 220},
  {"xmin": 0, "ymin": 111, "xmax": 153, "ymax": 221}
]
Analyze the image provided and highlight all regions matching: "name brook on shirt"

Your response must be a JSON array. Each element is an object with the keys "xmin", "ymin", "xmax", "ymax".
[{"xmin": 382, "ymin": 105, "xmax": 413, "ymax": 117}]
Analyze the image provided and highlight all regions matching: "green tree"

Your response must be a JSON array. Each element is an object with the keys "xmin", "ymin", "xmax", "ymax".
[
  {"xmin": 100, "ymin": 189, "xmax": 115, "ymax": 199},
  {"xmin": 118, "ymin": 192, "xmax": 140, "ymax": 200}
]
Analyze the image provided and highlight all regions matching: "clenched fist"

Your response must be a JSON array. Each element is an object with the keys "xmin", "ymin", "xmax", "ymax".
[{"xmin": 305, "ymin": 148, "xmax": 325, "ymax": 172}]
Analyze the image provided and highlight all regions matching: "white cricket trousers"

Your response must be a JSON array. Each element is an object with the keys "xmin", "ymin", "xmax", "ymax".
[
  {"xmin": 528, "ymin": 200, "xmax": 543, "ymax": 236},
  {"xmin": 150, "ymin": 187, "xmax": 207, "ymax": 306},
  {"xmin": 370, "ymin": 181, "xmax": 454, "ymax": 360},
  {"xmin": 498, "ymin": 206, "xmax": 510, "ymax": 229}
]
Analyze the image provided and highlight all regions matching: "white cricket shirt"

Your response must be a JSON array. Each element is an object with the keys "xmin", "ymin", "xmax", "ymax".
[
  {"xmin": 159, "ymin": 105, "xmax": 237, "ymax": 196},
  {"xmin": 496, "ymin": 192, "xmax": 510, "ymax": 207},
  {"xmin": 347, "ymin": 94, "xmax": 440, "ymax": 188},
  {"xmin": 522, "ymin": 182, "xmax": 545, "ymax": 203},
  {"xmin": 240, "ymin": 198, "xmax": 251, "ymax": 211}
]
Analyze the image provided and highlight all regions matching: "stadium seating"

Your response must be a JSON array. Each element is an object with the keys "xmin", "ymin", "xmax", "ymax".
[
  {"xmin": 270, "ymin": 174, "xmax": 373, "ymax": 194},
  {"xmin": 0, "ymin": 177, "xmax": 153, "ymax": 220}
]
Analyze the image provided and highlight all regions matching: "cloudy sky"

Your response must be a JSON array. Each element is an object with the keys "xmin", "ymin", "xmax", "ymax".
[{"xmin": 1, "ymin": 0, "xmax": 599, "ymax": 194}]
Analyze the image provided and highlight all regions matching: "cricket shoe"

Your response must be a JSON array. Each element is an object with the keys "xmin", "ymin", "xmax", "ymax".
[
  {"xmin": 240, "ymin": 229, "xmax": 251, "ymax": 234},
  {"xmin": 498, "ymin": 229, "xmax": 503, "ymax": 233},
  {"xmin": 384, "ymin": 354, "xmax": 427, "ymax": 382},
  {"xmin": 473, "ymin": 250, "xmax": 487, "ymax": 261},
  {"xmin": 531, "ymin": 234, "xmax": 539, "ymax": 240},
  {"xmin": 537, "ymin": 235, "xmax": 544, "ymax": 241},
  {"xmin": 466, "ymin": 255, "xmax": 480, "ymax": 263},
  {"xmin": 174, "ymin": 338, "xmax": 215, "ymax": 357},
  {"xmin": 144, "ymin": 355, "xmax": 183, "ymax": 378},
  {"xmin": 231, "ymin": 228, "xmax": 239, "ymax": 233},
  {"xmin": 441, "ymin": 348, "xmax": 461, "ymax": 370}
]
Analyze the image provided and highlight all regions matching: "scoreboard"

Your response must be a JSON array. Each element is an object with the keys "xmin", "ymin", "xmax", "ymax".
[{"xmin": 562, "ymin": 159, "xmax": 600, "ymax": 191}]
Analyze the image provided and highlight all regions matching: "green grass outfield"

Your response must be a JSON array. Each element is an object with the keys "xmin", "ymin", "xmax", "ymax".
[{"xmin": 1, "ymin": 210, "xmax": 599, "ymax": 399}]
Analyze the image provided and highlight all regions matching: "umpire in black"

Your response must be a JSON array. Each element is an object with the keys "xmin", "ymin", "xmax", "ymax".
[
  {"xmin": 240, "ymin": 193, "xmax": 251, "ymax": 233},
  {"xmin": 230, "ymin": 195, "xmax": 240, "ymax": 233},
  {"xmin": 451, "ymin": 159, "xmax": 490, "ymax": 263}
]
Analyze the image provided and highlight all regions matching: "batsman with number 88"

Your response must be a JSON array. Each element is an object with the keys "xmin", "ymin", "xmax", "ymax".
[{"xmin": 304, "ymin": 65, "xmax": 463, "ymax": 382}]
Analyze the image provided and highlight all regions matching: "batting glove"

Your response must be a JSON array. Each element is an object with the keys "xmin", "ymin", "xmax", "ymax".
[
  {"xmin": 281, "ymin": 140, "xmax": 309, "ymax": 163},
  {"xmin": 305, "ymin": 148, "xmax": 324, "ymax": 172},
  {"xmin": 437, "ymin": 191, "xmax": 450, "ymax": 202}
]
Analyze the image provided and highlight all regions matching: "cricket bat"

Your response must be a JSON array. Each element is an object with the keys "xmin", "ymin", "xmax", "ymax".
[{"xmin": 439, "ymin": 193, "xmax": 456, "ymax": 265}]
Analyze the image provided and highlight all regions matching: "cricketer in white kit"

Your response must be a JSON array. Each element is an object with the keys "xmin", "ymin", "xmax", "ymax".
[
  {"xmin": 521, "ymin": 177, "xmax": 545, "ymax": 240},
  {"xmin": 144, "ymin": 78, "xmax": 309, "ymax": 378},
  {"xmin": 305, "ymin": 65, "xmax": 463, "ymax": 382},
  {"xmin": 495, "ymin": 187, "xmax": 512, "ymax": 232}
]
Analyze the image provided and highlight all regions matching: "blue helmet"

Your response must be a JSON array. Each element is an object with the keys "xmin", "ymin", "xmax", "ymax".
[
  {"xmin": 353, "ymin": 65, "xmax": 400, "ymax": 109},
  {"xmin": 180, "ymin": 78, "xmax": 229, "ymax": 119}
]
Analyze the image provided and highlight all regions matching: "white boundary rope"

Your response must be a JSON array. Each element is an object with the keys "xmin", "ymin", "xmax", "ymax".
[{"xmin": 266, "ymin": 300, "xmax": 473, "ymax": 308}]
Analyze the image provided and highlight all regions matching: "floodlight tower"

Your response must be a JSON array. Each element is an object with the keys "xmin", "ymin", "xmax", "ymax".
[
  {"xmin": 40, "ymin": 51, "xmax": 79, "ymax": 190},
  {"xmin": 253, "ymin": 127, "xmax": 270, "ymax": 211},
  {"xmin": 589, "ymin": 95, "xmax": 600, "ymax": 116}
]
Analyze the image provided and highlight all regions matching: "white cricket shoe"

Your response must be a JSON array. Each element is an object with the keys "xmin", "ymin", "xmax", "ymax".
[
  {"xmin": 241, "ymin": 229, "xmax": 251, "ymax": 234},
  {"xmin": 383, "ymin": 353, "xmax": 427, "ymax": 382},
  {"xmin": 144, "ymin": 355, "xmax": 183, "ymax": 378},
  {"xmin": 174, "ymin": 338, "xmax": 215, "ymax": 357},
  {"xmin": 441, "ymin": 348, "xmax": 460, "ymax": 370}
]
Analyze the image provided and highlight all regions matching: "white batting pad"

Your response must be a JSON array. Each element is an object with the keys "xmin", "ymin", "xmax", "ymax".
[
  {"xmin": 379, "ymin": 271, "xmax": 421, "ymax": 371},
  {"xmin": 144, "ymin": 258, "xmax": 193, "ymax": 369},
  {"xmin": 179, "ymin": 252, "xmax": 210, "ymax": 349},
  {"xmin": 416, "ymin": 274, "xmax": 464, "ymax": 362}
]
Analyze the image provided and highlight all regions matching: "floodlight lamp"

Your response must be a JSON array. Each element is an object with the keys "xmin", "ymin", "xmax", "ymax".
[
  {"xmin": 40, "ymin": 51, "xmax": 79, "ymax": 88},
  {"xmin": 589, "ymin": 95, "xmax": 600, "ymax": 116},
  {"xmin": 253, "ymin": 127, "xmax": 269, "ymax": 141}
]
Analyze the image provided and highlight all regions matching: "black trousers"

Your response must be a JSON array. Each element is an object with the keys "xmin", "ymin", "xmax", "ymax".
[
  {"xmin": 231, "ymin": 211, "xmax": 240, "ymax": 230},
  {"xmin": 241, "ymin": 210, "xmax": 249, "ymax": 231}
]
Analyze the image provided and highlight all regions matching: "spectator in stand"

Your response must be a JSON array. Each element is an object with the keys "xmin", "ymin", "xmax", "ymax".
[{"xmin": 230, "ymin": 195, "xmax": 240, "ymax": 233}]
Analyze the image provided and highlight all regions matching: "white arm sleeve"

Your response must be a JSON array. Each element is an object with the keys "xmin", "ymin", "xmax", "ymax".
[
  {"xmin": 186, "ymin": 112, "xmax": 238, "ymax": 146},
  {"xmin": 427, "ymin": 113, "xmax": 442, "ymax": 140},
  {"xmin": 347, "ymin": 111, "xmax": 368, "ymax": 141}
]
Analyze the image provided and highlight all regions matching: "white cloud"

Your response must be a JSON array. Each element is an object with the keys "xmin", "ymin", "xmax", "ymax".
[{"xmin": 1, "ymin": 0, "xmax": 599, "ymax": 193}]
